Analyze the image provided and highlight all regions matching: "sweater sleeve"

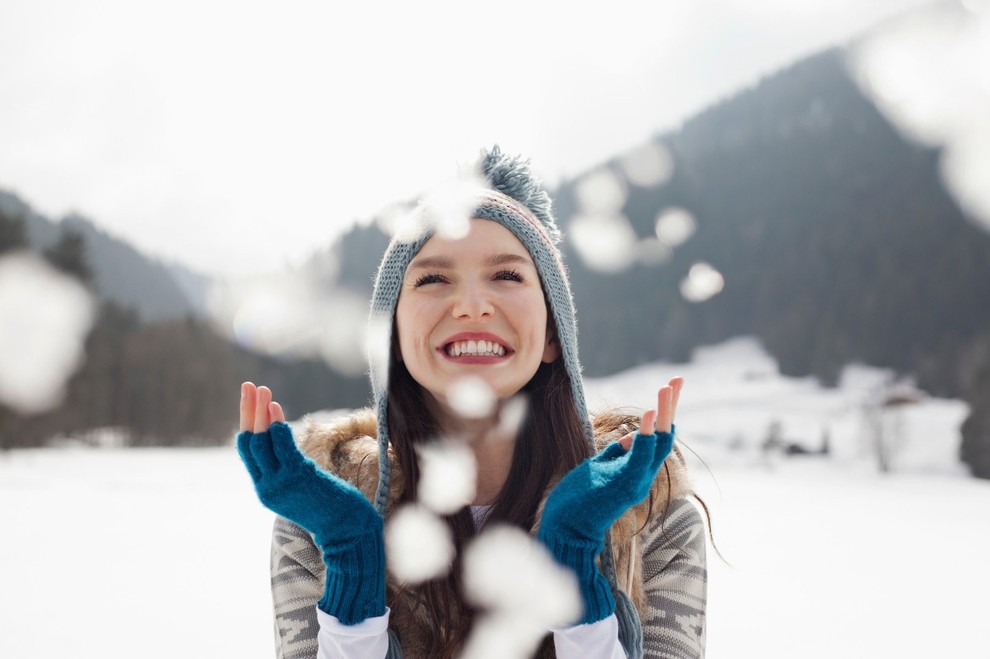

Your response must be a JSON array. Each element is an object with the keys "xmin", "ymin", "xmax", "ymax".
[
  {"xmin": 271, "ymin": 516, "xmax": 325, "ymax": 659},
  {"xmin": 639, "ymin": 496, "xmax": 708, "ymax": 658}
]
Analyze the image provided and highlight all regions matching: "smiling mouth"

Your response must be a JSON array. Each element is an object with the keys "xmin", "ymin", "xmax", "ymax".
[{"xmin": 444, "ymin": 339, "xmax": 509, "ymax": 357}]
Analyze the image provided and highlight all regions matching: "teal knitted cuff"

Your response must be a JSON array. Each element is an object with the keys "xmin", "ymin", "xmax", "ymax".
[
  {"xmin": 538, "ymin": 533, "xmax": 615, "ymax": 624},
  {"xmin": 317, "ymin": 530, "xmax": 387, "ymax": 625}
]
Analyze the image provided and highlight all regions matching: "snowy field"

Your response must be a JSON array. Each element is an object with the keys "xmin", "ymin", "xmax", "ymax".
[{"xmin": 2, "ymin": 337, "xmax": 988, "ymax": 658}]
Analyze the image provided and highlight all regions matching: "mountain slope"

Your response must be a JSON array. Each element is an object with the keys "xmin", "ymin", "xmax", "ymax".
[
  {"xmin": 0, "ymin": 190, "xmax": 201, "ymax": 322},
  {"xmin": 552, "ymin": 47, "xmax": 990, "ymax": 398}
]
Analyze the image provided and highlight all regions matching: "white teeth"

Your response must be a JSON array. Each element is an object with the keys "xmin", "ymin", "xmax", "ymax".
[{"xmin": 446, "ymin": 339, "xmax": 507, "ymax": 357}]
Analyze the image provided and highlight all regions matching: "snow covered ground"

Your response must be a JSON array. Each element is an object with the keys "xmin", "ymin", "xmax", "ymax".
[{"xmin": 2, "ymin": 337, "xmax": 988, "ymax": 658}]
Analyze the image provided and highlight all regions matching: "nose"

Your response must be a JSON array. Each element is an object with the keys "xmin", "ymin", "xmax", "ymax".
[{"xmin": 452, "ymin": 282, "xmax": 494, "ymax": 320}]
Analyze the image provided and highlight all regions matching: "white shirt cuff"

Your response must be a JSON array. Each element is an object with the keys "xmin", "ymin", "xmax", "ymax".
[
  {"xmin": 552, "ymin": 613, "xmax": 627, "ymax": 659},
  {"xmin": 316, "ymin": 607, "xmax": 391, "ymax": 659}
]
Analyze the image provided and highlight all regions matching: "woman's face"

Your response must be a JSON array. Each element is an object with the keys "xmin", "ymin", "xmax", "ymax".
[{"xmin": 395, "ymin": 219, "xmax": 559, "ymax": 407}]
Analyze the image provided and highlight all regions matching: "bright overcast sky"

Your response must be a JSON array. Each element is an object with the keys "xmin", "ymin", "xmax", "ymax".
[{"xmin": 0, "ymin": 0, "xmax": 933, "ymax": 278}]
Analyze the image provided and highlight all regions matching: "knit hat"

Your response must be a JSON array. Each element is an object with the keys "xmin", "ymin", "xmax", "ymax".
[{"xmin": 366, "ymin": 146, "xmax": 643, "ymax": 656}]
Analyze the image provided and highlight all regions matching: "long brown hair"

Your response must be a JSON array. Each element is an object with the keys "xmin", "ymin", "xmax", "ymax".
[{"xmin": 387, "ymin": 352, "xmax": 590, "ymax": 658}]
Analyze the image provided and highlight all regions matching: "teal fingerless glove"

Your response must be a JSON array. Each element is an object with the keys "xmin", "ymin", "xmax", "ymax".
[
  {"xmin": 537, "ymin": 428, "xmax": 674, "ymax": 624},
  {"xmin": 237, "ymin": 421, "xmax": 386, "ymax": 625}
]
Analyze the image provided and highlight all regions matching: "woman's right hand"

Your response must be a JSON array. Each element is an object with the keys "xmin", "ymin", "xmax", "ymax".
[{"xmin": 236, "ymin": 381, "xmax": 387, "ymax": 624}]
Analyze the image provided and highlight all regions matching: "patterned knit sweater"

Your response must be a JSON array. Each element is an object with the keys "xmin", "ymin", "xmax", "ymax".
[{"xmin": 269, "ymin": 409, "xmax": 707, "ymax": 658}]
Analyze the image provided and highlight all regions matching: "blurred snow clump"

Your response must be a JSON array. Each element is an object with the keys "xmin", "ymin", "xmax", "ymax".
[
  {"xmin": 680, "ymin": 262, "xmax": 725, "ymax": 302},
  {"xmin": 385, "ymin": 504, "xmax": 455, "ymax": 583},
  {"xmin": 850, "ymin": 3, "xmax": 990, "ymax": 231},
  {"xmin": 416, "ymin": 441, "xmax": 477, "ymax": 514},
  {"xmin": 448, "ymin": 375, "xmax": 497, "ymax": 419},
  {"xmin": 207, "ymin": 269, "xmax": 369, "ymax": 375},
  {"xmin": 0, "ymin": 252, "xmax": 95, "ymax": 413},
  {"xmin": 461, "ymin": 525, "xmax": 581, "ymax": 658}
]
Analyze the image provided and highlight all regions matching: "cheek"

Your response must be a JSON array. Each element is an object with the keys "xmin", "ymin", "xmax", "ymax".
[
  {"xmin": 527, "ymin": 292, "xmax": 549, "ymax": 325},
  {"xmin": 396, "ymin": 299, "xmax": 435, "ymax": 349},
  {"xmin": 509, "ymin": 291, "xmax": 550, "ymax": 338},
  {"xmin": 394, "ymin": 301, "xmax": 414, "ymax": 357}
]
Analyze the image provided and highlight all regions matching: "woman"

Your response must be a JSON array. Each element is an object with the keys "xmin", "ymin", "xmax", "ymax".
[{"xmin": 237, "ymin": 147, "xmax": 707, "ymax": 658}]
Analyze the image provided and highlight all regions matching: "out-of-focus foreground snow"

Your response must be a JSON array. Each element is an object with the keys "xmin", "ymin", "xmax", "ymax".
[{"xmin": 1, "ymin": 337, "xmax": 988, "ymax": 658}]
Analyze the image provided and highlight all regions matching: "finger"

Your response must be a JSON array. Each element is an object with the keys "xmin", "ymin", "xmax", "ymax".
[
  {"xmin": 240, "ymin": 382, "xmax": 256, "ymax": 432},
  {"xmin": 269, "ymin": 401, "xmax": 286, "ymax": 424},
  {"xmin": 249, "ymin": 429, "xmax": 280, "ymax": 473},
  {"xmin": 236, "ymin": 430, "xmax": 262, "ymax": 482},
  {"xmin": 655, "ymin": 386, "xmax": 673, "ymax": 434},
  {"xmin": 254, "ymin": 386, "xmax": 272, "ymax": 433},
  {"xmin": 669, "ymin": 377, "xmax": 684, "ymax": 422},
  {"xmin": 639, "ymin": 409, "xmax": 657, "ymax": 437},
  {"xmin": 618, "ymin": 430, "xmax": 635, "ymax": 451}
]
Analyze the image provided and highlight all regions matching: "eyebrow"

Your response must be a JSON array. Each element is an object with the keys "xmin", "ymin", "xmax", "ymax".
[
  {"xmin": 408, "ymin": 255, "xmax": 454, "ymax": 270},
  {"xmin": 408, "ymin": 253, "xmax": 534, "ymax": 270},
  {"xmin": 486, "ymin": 253, "xmax": 533, "ymax": 268}
]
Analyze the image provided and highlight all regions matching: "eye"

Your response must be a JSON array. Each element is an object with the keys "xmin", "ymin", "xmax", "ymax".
[
  {"xmin": 494, "ymin": 269, "xmax": 524, "ymax": 282},
  {"xmin": 414, "ymin": 272, "xmax": 447, "ymax": 287}
]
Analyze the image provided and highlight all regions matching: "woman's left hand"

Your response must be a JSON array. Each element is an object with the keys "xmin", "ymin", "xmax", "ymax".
[
  {"xmin": 619, "ymin": 376, "xmax": 683, "ymax": 451},
  {"xmin": 536, "ymin": 376, "xmax": 682, "ymax": 624},
  {"xmin": 539, "ymin": 376, "xmax": 684, "ymax": 545}
]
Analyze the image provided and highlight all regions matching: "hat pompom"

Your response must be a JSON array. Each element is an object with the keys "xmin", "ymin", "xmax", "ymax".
[{"xmin": 480, "ymin": 145, "xmax": 561, "ymax": 243}]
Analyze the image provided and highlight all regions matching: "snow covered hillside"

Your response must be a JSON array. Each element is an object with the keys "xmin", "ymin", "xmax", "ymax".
[{"xmin": 2, "ymin": 337, "xmax": 987, "ymax": 658}]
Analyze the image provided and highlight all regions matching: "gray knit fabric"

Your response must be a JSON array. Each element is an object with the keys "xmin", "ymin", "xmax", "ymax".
[
  {"xmin": 271, "ymin": 497, "xmax": 708, "ymax": 658},
  {"xmin": 640, "ymin": 498, "xmax": 708, "ymax": 656}
]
